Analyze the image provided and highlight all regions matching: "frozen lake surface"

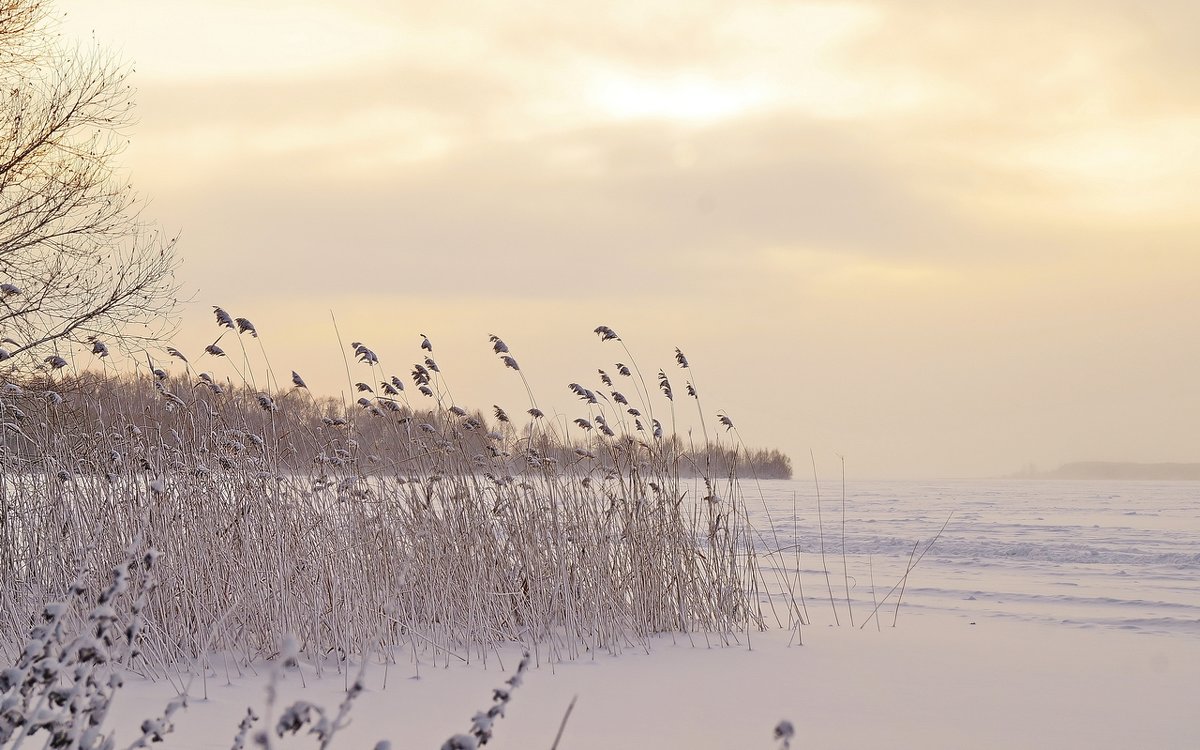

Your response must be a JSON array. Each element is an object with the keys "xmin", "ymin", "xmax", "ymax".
[{"xmin": 743, "ymin": 478, "xmax": 1200, "ymax": 636}]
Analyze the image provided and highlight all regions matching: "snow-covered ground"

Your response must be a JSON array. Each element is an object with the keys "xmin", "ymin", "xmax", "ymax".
[{"xmin": 106, "ymin": 480, "xmax": 1200, "ymax": 749}]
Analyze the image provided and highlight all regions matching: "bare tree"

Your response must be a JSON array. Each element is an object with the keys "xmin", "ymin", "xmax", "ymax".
[{"xmin": 0, "ymin": 0, "xmax": 179, "ymax": 369}]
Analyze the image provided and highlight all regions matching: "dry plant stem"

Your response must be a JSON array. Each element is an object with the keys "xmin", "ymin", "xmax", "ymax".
[
  {"xmin": 549, "ymin": 695, "xmax": 578, "ymax": 750},
  {"xmin": 811, "ymin": 450, "xmax": 840, "ymax": 626},
  {"xmin": 860, "ymin": 512, "xmax": 954, "ymax": 630},
  {"xmin": 869, "ymin": 554, "xmax": 880, "ymax": 632},
  {"xmin": 839, "ymin": 455, "xmax": 854, "ymax": 627},
  {"xmin": 893, "ymin": 541, "xmax": 920, "ymax": 628},
  {"xmin": 730, "ymin": 427, "xmax": 806, "ymax": 633},
  {"xmin": 791, "ymin": 491, "xmax": 808, "ymax": 620}
]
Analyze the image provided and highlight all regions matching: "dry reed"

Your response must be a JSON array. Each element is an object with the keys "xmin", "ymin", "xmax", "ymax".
[{"xmin": 0, "ymin": 318, "xmax": 778, "ymax": 675}]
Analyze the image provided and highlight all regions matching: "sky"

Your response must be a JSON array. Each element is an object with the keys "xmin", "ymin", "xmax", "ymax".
[{"xmin": 53, "ymin": 0, "xmax": 1200, "ymax": 479}]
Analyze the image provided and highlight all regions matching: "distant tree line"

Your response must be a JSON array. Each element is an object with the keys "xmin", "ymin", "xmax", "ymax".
[
  {"xmin": 1015, "ymin": 461, "xmax": 1200, "ymax": 481},
  {"xmin": 0, "ymin": 371, "xmax": 793, "ymax": 480}
]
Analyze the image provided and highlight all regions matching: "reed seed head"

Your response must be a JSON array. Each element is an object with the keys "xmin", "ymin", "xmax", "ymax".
[{"xmin": 593, "ymin": 325, "xmax": 620, "ymax": 342}]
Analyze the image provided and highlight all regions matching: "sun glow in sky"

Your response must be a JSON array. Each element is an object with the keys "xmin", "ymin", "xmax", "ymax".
[{"xmin": 55, "ymin": 0, "xmax": 1200, "ymax": 478}]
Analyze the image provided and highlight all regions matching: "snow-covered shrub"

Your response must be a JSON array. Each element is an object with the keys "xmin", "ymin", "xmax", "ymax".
[{"xmin": 0, "ymin": 541, "xmax": 160, "ymax": 750}]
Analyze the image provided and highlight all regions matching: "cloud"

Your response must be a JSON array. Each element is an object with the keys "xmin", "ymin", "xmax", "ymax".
[{"xmin": 55, "ymin": 0, "xmax": 1200, "ymax": 477}]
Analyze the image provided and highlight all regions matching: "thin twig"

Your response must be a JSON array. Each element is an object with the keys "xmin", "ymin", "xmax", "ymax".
[{"xmin": 549, "ymin": 695, "xmax": 579, "ymax": 750}]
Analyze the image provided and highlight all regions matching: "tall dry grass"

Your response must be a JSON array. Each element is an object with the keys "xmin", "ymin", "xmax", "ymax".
[{"xmin": 0, "ymin": 318, "xmax": 782, "ymax": 675}]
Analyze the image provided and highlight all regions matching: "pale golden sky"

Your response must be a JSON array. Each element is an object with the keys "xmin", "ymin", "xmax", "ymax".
[{"xmin": 58, "ymin": 0, "xmax": 1200, "ymax": 478}]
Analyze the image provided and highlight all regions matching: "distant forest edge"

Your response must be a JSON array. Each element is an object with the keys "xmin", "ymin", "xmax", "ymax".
[
  {"xmin": 1, "ymin": 373, "xmax": 794, "ymax": 479},
  {"xmin": 1011, "ymin": 462, "xmax": 1200, "ymax": 481}
]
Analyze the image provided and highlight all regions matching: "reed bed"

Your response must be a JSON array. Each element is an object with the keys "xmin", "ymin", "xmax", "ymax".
[{"xmin": 0, "ymin": 319, "xmax": 781, "ymax": 674}]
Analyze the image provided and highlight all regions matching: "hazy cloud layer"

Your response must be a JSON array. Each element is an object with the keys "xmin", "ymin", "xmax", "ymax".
[{"xmin": 56, "ymin": 0, "xmax": 1200, "ymax": 477}]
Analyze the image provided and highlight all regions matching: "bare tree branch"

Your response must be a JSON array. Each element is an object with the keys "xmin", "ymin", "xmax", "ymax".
[{"xmin": 0, "ymin": 0, "xmax": 179, "ymax": 371}]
